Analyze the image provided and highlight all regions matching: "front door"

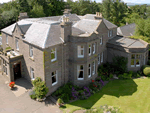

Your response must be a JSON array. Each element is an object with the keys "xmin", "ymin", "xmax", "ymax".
[{"xmin": 13, "ymin": 62, "xmax": 21, "ymax": 80}]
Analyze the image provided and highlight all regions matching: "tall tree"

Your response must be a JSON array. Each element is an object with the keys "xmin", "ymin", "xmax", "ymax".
[{"xmin": 17, "ymin": 0, "xmax": 30, "ymax": 12}]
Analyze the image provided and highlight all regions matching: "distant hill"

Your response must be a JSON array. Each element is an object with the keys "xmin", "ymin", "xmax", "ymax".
[{"xmin": 126, "ymin": 2, "xmax": 150, "ymax": 6}]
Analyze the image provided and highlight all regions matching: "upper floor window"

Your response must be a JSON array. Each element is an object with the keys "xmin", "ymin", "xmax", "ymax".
[
  {"xmin": 131, "ymin": 54, "xmax": 140, "ymax": 67},
  {"xmin": 29, "ymin": 45, "xmax": 33, "ymax": 58},
  {"xmin": 15, "ymin": 39, "xmax": 19, "ymax": 50},
  {"xmin": 88, "ymin": 64, "xmax": 91, "ymax": 78},
  {"xmin": 78, "ymin": 45, "xmax": 84, "ymax": 58},
  {"xmin": 100, "ymin": 36, "xmax": 103, "ymax": 45},
  {"xmin": 92, "ymin": 43, "xmax": 95, "ymax": 54},
  {"xmin": 77, "ymin": 65, "xmax": 84, "ymax": 80},
  {"xmin": 89, "ymin": 45, "xmax": 91, "ymax": 56},
  {"xmin": 52, "ymin": 70, "xmax": 57, "ymax": 86},
  {"xmin": 51, "ymin": 48, "xmax": 57, "ymax": 62},
  {"xmin": 6, "ymin": 34, "xmax": 8, "ymax": 44},
  {"xmin": 110, "ymin": 30, "xmax": 113, "ymax": 37},
  {"xmin": 101, "ymin": 52, "xmax": 103, "ymax": 63},
  {"xmin": 30, "ymin": 67, "xmax": 34, "ymax": 80},
  {"xmin": 108, "ymin": 30, "xmax": 113, "ymax": 37}
]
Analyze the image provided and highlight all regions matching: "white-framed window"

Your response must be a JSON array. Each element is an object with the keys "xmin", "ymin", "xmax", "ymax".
[
  {"xmin": 51, "ymin": 48, "xmax": 57, "ymax": 62},
  {"xmin": 100, "ymin": 36, "xmax": 103, "ymax": 45},
  {"xmin": 101, "ymin": 52, "xmax": 103, "ymax": 63},
  {"xmin": 110, "ymin": 30, "xmax": 113, "ymax": 37},
  {"xmin": 89, "ymin": 45, "xmax": 91, "ymax": 56},
  {"xmin": 108, "ymin": 30, "xmax": 110, "ymax": 37},
  {"xmin": 131, "ymin": 54, "xmax": 141, "ymax": 67},
  {"xmin": 15, "ymin": 39, "xmax": 19, "ymax": 50},
  {"xmin": 30, "ymin": 67, "xmax": 34, "ymax": 80},
  {"xmin": 98, "ymin": 54, "xmax": 100, "ymax": 64},
  {"xmin": 52, "ymin": 70, "xmax": 57, "ymax": 86},
  {"xmin": 29, "ymin": 45, "xmax": 33, "ymax": 58},
  {"xmin": 6, "ymin": 34, "xmax": 8, "ymax": 44},
  {"xmin": 92, "ymin": 43, "xmax": 95, "ymax": 54},
  {"xmin": 78, "ymin": 45, "xmax": 84, "ymax": 58},
  {"xmin": 88, "ymin": 64, "xmax": 91, "ymax": 78},
  {"xmin": 92, "ymin": 61, "xmax": 95, "ymax": 75},
  {"xmin": 77, "ymin": 65, "xmax": 84, "ymax": 80}
]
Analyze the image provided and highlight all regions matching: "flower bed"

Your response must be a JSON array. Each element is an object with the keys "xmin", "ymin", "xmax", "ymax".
[{"xmin": 52, "ymin": 78, "xmax": 107, "ymax": 104}]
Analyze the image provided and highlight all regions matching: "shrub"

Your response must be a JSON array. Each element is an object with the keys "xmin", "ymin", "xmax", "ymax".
[
  {"xmin": 30, "ymin": 94, "xmax": 36, "ymax": 99},
  {"xmin": 112, "ymin": 56, "xmax": 128, "ymax": 74},
  {"xmin": 32, "ymin": 77, "xmax": 49, "ymax": 99},
  {"xmin": 143, "ymin": 65, "xmax": 150, "ymax": 76},
  {"xmin": 118, "ymin": 73, "xmax": 132, "ymax": 79},
  {"xmin": 100, "ymin": 105, "xmax": 122, "ymax": 113},
  {"xmin": 148, "ymin": 60, "xmax": 150, "ymax": 65},
  {"xmin": 57, "ymin": 98, "xmax": 64, "ymax": 104},
  {"xmin": 109, "ymin": 73, "xmax": 113, "ymax": 78}
]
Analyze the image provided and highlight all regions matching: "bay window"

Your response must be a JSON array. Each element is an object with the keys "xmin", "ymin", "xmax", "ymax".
[
  {"xmin": 92, "ymin": 61, "xmax": 95, "ymax": 75},
  {"xmin": 88, "ymin": 64, "xmax": 91, "ymax": 78},
  {"xmin": 78, "ymin": 45, "xmax": 84, "ymax": 58},
  {"xmin": 77, "ymin": 65, "xmax": 84, "ymax": 80}
]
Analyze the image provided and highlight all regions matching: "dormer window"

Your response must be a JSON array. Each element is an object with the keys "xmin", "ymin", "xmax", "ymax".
[
  {"xmin": 15, "ymin": 39, "xmax": 19, "ymax": 50},
  {"xmin": 100, "ymin": 36, "xmax": 103, "ymax": 45},
  {"xmin": 51, "ymin": 48, "xmax": 57, "ymax": 62}
]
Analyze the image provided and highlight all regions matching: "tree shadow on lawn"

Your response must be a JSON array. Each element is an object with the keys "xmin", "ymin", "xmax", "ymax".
[{"xmin": 67, "ymin": 79, "xmax": 138, "ymax": 109}]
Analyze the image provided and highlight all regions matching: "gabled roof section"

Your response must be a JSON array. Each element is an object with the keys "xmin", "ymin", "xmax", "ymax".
[
  {"xmin": 82, "ymin": 14, "xmax": 117, "ymax": 29},
  {"xmin": 1, "ymin": 20, "xmax": 33, "ymax": 35},
  {"xmin": 117, "ymin": 23, "xmax": 136, "ymax": 36}
]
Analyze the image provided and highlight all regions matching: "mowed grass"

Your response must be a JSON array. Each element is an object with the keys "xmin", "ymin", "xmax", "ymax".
[{"xmin": 61, "ymin": 78, "xmax": 150, "ymax": 113}]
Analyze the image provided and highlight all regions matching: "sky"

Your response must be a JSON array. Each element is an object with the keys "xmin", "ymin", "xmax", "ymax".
[{"xmin": 0, "ymin": 0, "xmax": 150, "ymax": 4}]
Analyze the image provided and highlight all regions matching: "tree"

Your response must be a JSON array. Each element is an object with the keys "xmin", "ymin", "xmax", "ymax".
[
  {"xmin": 17, "ymin": 0, "xmax": 30, "ymax": 12},
  {"xmin": 30, "ymin": 4, "xmax": 45, "ymax": 18}
]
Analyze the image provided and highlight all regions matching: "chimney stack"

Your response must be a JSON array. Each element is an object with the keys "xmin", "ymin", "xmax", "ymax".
[
  {"xmin": 60, "ymin": 16, "xmax": 72, "ymax": 42},
  {"xmin": 94, "ymin": 12, "xmax": 103, "ymax": 20},
  {"xmin": 18, "ymin": 12, "xmax": 29, "ymax": 20}
]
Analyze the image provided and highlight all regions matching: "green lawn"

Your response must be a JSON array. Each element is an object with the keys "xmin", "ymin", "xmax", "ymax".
[{"xmin": 61, "ymin": 78, "xmax": 150, "ymax": 113}]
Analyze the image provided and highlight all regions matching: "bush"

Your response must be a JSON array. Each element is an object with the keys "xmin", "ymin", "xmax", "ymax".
[
  {"xmin": 100, "ymin": 105, "xmax": 122, "ymax": 113},
  {"xmin": 118, "ymin": 73, "xmax": 132, "ymax": 79},
  {"xmin": 57, "ymin": 98, "xmax": 64, "ymax": 104},
  {"xmin": 113, "ymin": 56, "xmax": 128, "ymax": 74},
  {"xmin": 143, "ymin": 65, "xmax": 150, "ymax": 76},
  {"xmin": 30, "ymin": 94, "xmax": 37, "ymax": 99},
  {"xmin": 148, "ymin": 60, "xmax": 150, "ymax": 65},
  {"xmin": 32, "ymin": 77, "xmax": 49, "ymax": 99}
]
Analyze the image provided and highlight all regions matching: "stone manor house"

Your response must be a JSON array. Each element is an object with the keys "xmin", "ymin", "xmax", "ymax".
[{"xmin": 1, "ymin": 10, "xmax": 149, "ymax": 95}]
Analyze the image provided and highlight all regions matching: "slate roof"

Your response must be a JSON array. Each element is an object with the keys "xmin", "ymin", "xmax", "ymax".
[
  {"xmin": 73, "ymin": 19, "xmax": 100, "ymax": 33},
  {"xmin": 82, "ymin": 14, "xmax": 118, "ymax": 29},
  {"xmin": 117, "ymin": 23, "xmax": 136, "ymax": 36},
  {"xmin": 107, "ymin": 35, "xmax": 146, "ymax": 48},
  {"xmin": 1, "ymin": 13, "xmax": 118, "ymax": 49}
]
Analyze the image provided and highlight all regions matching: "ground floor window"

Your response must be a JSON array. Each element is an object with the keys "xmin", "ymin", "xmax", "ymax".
[
  {"xmin": 92, "ymin": 61, "xmax": 95, "ymax": 75},
  {"xmin": 101, "ymin": 52, "xmax": 103, "ymax": 63},
  {"xmin": 30, "ymin": 67, "xmax": 34, "ymax": 80},
  {"xmin": 98, "ymin": 54, "xmax": 100, "ymax": 65},
  {"xmin": 52, "ymin": 70, "xmax": 57, "ymax": 86},
  {"xmin": 131, "ymin": 54, "xmax": 141, "ymax": 67},
  {"xmin": 77, "ymin": 65, "xmax": 84, "ymax": 80},
  {"xmin": 88, "ymin": 64, "xmax": 91, "ymax": 78},
  {"xmin": 3, "ymin": 65, "xmax": 7, "ymax": 75}
]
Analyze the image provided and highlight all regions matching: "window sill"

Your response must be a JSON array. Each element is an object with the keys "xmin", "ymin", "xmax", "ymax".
[
  {"xmin": 31, "ymin": 78, "xmax": 35, "ymax": 81},
  {"xmin": 52, "ymin": 82, "xmax": 57, "ymax": 86},
  {"xmin": 88, "ymin": 75, "xmax": 91, "ymax": 78},
  {"xmin": 77, "ymin": 78, "xmax": 84, "ymax": 80},
  {"xmin": 51, "ymin": 59, "xmax": 57, "ymax": 62},
  {"xmin": 78, "ymin": 56, "xmax": 84, "ymax": 58},
  {"xmin": 131, "ymin": 65, "xmax": 135, "ymax": 67},
  {"xmin": 16, "ymin": 49, "xmax": 19, "ymax": 52},
  {"xmin": 29, "ymin": 57, "xmax": 34, "ymax": 61},
  {"xmin": 136, "ymin": 65, "xmax": 140, "ymax": 67}
]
